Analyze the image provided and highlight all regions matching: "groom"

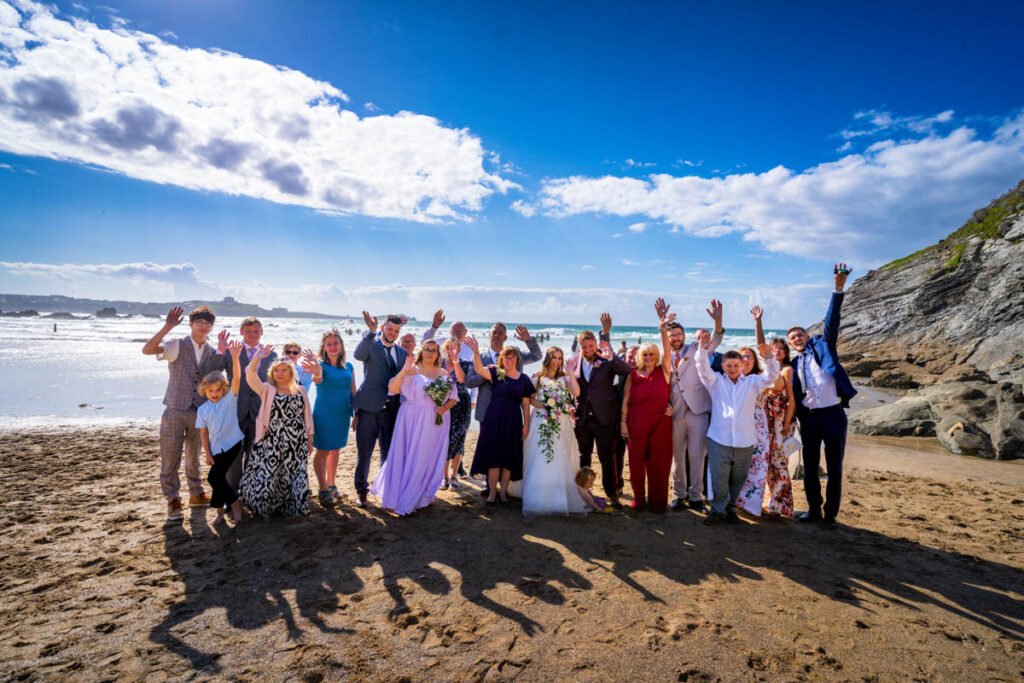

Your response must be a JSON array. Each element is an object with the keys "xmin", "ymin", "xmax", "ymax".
[
  {"xmin": 567, "ymin": 313, "xmax": 631, "ymax": 507},
  {"xmin": 353, "ymin": 312, "xmax": 408, "ymax": 508},
  {"xmin": 787, "ymin": 264, "xmax": 857, "ymax": 529}
]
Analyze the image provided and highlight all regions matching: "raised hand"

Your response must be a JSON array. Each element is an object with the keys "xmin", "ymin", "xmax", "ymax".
[
  {"xmin": 706, "ymin": 299, "xmax": 723, "ymax": 327},
  {"xmin": 300, "ymin": 356, "xmax": 319, "ymax": 374},
  {"xmin": 514, "ymin": 325, "xmax": 532, "ymax": 342},
  {"xmin": 397, "ymin": 314, "xmax": 409, "ymax": 326},
  {"xmin": 750, "ymin": 305, "xmax": 763, "ymax": 321},
  {"xmin": 227, "ymin": 339, "xmax": 243, "ymax": 359},
  {"xmin": 445, "ymin": 344, "xmax": 458, "ymax": 367},
  {"xmin": 654, "ymin": 297, "xmax": 670, "ymax": 319},
  {"xmin": 564, "ymin": 354, "xmax": 580, "ymax": 375},
  {"xmin": 164, "ymin": 307, "xmax": 184, "ymax": 328},
  {"xmin": 658, "ymin": 312, "xmax": 678, "ymax": 331},
  {"xmin": 834, "ymin": 262, "xmax": 852, "ymax": 291},
  {"xmin": 255, "ymin": 344, "xmax": 274, "ymax": 360},
  {"xmin": 464, "ymin": 335, "xmax": 480, "ymax": 354},
  {"xmin": 431, "ymin": 309, "xmax": 446, "ymax": 329},
  {"xmin": 758, "ymin": 341, "xmax": 773, "ymax": 359},
  {"xmin": 301, "ymin": 348, "xmax": 317, "ymax": 365},
  {"xmin": 600, "ymin": 312, "xmax": 612, "ymax": 335},
  {"xmin": 696, "ymin": 329, "xmax": 712, "ymax": 350},
  {"xmin": 597, "ymin": 343, "xmax": 614, "ymax": 361},
  {"xmin": 217, "ymin": 328, "xmax": 231, "ymax": 352},
  {"xmin": 362, "ymin": 310, "xmax": 378, "ymax": 333},
  {"xmin": 402, "ymin": 350, "xmax": 416, "ymax": 372}
]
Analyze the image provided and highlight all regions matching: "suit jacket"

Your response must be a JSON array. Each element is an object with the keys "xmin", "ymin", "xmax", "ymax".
[
  {"xmin": 574, "ymin": 354, "xmax": 631, "ymax": 427},
  {"xmin": 792, "ymin": 291, "xmax": 857, "ymax": 411},
  {"xmin": 669, "ymin": 330, "xmax": 723, "ymax": 418},
  {"xmin": 353, "ymin": 331, "xmax": 408, "ymax": 413},
  {"xmin": 465, "ymin": 338, "xmax": 542, "ymax": 422},
  {"xmin": 214, "ymin": 347, "xmax": 277, "ymax": 424}
]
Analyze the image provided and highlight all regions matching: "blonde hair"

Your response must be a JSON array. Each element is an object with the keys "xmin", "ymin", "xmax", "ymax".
[
  {"xmin": 267, "ymin": 359, "xmax": 299, "ymax": 393},
  {"xmin": 540, "ymin": 346, "xmax": 566, "ymax": 380},
  {"xmin": 575, "ymin": 467, "xmax": 596, "ymax": 487},
  {"xmin": 638, "ymin": 342, "xmax": 661, "ymax": 369},
  {"xmin": 318, "ymin": 329, "xmax": 346, "ymax": 367},
  {"xmin": 577, "ymin": 330, "xmax": 597, "ymax": 344},
  {"xmin": 197, "ymin": 371, "xmax": 229, "ymax": 397},
  {"xmin": 415, "ymin": 339, "xmax": 442, "ymax": 367}
]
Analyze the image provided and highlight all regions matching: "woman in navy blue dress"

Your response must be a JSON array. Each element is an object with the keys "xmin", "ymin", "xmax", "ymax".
[{"xmin": 465, "ymin": 337, "xmax": 535, "ymax": 506}]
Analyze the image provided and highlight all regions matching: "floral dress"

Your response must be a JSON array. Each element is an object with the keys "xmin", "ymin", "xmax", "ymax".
[
  {"xmin": 763, "ymin": 388, "xmax": 793, "ymax": 517},
  {"xmin": 737, "ymin": 392, "xmax": 770, "ymax": 516},
  {"xmin": 447, "ymin": 360, "xmax": 473, "ymax": 460}
]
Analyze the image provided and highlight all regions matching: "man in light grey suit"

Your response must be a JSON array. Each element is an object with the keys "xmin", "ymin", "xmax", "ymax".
[
  {"xmin": 464, "ymin": 321, "xmax": 542, "ymax": 423},
  {"xmin": 352, "ymin": 312, "xmax": 407, "ymax": 507},
  {"xmin": 655, "ymin": 298, "xmax": 725, "ymax": 512}
]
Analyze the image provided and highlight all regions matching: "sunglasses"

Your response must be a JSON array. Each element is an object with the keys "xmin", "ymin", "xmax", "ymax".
[{"xmin": 285, "ymin": 350, "xmax": 301, "ymax": 356}]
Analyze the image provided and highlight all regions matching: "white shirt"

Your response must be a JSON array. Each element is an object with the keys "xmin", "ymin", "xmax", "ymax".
[
  {"xmin": 797, "ymin": 351, "xmax": 841, "ymax": 410},
  {"xmin": 695, "ymin": 347, "xmax": 779, "ymax": 448},
  {"xmin": 581, "ymin": 357, "xmax": 594, "ymax": 382},
  {"xmin": 157, "ymin": 336, "xmax": 207, "ymax": 365}
]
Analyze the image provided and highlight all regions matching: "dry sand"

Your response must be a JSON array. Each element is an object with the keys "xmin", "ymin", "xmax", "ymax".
[{"xmin": 1, "ymin": 426, "xmax": 1022, "ymax": 682}]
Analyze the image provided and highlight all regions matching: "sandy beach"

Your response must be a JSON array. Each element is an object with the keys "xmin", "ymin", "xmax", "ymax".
[{"xmin": 1, "ymin": 425, "xmax": 1022, "ymax": 682}]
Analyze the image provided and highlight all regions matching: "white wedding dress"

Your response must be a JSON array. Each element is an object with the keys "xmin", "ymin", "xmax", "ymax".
[{"xmin": 521, "ymin": 376, "xmax": 588, "ymax": 518}]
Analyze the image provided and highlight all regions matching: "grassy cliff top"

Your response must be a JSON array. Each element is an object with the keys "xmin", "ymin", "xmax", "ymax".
[{"xmin": 881, "ymin": 179, "xmax": 1024, "ymax": 272}]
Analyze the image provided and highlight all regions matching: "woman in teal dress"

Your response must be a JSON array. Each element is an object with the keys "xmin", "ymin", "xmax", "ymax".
[{"xmin": 303, "ymin": 329, "xmax": 355, "ymax": 508}]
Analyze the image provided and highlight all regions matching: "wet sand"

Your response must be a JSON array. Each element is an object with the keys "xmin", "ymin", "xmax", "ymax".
[{"xmin": 0, "ymin": 426, "xmax": 1022, "ymax": 681}]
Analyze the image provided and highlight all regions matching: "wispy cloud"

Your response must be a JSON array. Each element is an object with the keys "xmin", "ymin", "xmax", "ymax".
[
  {"xmin": 0, "ymin": 1, "xmax": 515, "ymax": 223},
  {"xmin": 627, "ymin": 222, "xmax": 647, "ymax": 233},
  {"xmin": 538, "ymin": 112, "xmax": 1024, "ymax": 264}
]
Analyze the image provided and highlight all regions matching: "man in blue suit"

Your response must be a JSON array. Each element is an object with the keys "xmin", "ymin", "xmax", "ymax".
[
  {"xmin": 786, "ymin": 264, "xmax": 856, "ymax": 529},
  {"xmin": 353, "ymin": 311, "xmax": 407, "ymax": 508}
]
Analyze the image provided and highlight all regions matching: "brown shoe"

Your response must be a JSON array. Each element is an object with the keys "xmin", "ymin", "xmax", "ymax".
[
  {"xmin": 167, "ymin": 499, "xmax": 183, "ymax": 521},
  {"xmin": 189, "ymin": 493, "xmax": 211, "ymax": 507}
]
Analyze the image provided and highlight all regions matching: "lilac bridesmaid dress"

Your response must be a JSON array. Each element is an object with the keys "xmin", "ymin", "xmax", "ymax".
[{"xmin": 370, "ymin": 373, "xmax": 457, "ymax": 515}]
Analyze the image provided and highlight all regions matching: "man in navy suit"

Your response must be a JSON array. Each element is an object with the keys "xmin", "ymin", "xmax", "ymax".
[
  {"xmin": 786, "ymin": 264, "xmax": 856, "ymax": 529},
  {"xmin": 353, "ymin": 311, "xmax": 408, "ymax": 508}
]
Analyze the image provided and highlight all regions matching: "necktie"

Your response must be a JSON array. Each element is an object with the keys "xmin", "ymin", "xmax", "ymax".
[{"xmin": 385, "ymin": 344, "xmax": 397, "ymax": 375}]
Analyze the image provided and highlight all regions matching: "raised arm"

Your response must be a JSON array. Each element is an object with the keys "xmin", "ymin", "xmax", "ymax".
[
  {"xmin": 463, "ymin": 336, "xmax": 491, "ymax": 383},
  {"xmin": 388, "ymin": 352, "xmax": 417, "ymax": 395},
  {"xmin": 693, "ymin": 330, "xmax": 718, "ymax": 391},
  {"xmin": 300, "ymin": 349, "xmax": 322, "ymax": 385},
  {"xmin": 227, "ymin": 341, "xmax": 242, "ymax": 396},
  {"xmin": 756, "ymin": 343, "xmax": 780, "ymax": 389},
  {"xmin": 245, "ymin": 344, "xmax": 272, "ymax": 394},
  {"xmin": 781, "ymin": 366, "xmax": 797, "ymax": 436},
  {"xmin": 515, "ymin": 325, "xmax": 542, "ymax": 365},
  {"xmin": 751, "ymin": 305, "xmax": 766, "ymax": 346},
  {"xmin": 354, "ymin": 311, "xmax": 378, "ymax": 361},
  {"xmin": 823, "ymin": 263, "xmax": 852, "ymax": 350},
  {"xmin": 141, "ymin": 307, "xmax": 183, "ymax": 355},
  {"xmin": 562, "ymin": 367, "xmax": 580, "ymax": 398},
  {"xmin": 658, "ymin": 313, "xmax": 677, "ymax": 381}
]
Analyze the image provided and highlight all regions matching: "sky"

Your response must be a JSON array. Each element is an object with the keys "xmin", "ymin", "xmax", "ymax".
[{"xmin": 1, "ymin": 0, "xmax": 1023, "ymax": 328}]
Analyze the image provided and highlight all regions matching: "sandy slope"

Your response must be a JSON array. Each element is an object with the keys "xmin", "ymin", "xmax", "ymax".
[{"xmin": 0, "ymin": 427, "xmax": 1022, "ymax": 681}]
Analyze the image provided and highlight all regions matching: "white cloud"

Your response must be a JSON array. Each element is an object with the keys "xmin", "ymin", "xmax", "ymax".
[
  {"xmin": 579, "ymin": 264, "xmax": 596, "ymax": 271},
  {"xmin": 510, "ymin": 199, "xmax": 536, "ymax": 217},
  {"xmin": 624, "ymin": 158, "xmax": 656, "ymax": 169},
  {"xmin": 363, "ymin": 101, "xmax": 380, "ymax": 112},
  {"xmin": 627, "ymin": 221, "xmax": 646, "ymax": 233},
  {"xmin": 538, "ymin": 113, "xmax": 1024, "ymax": 264},
  {"xmin": 0, "ymin": 1, "xmax": 515, "ymax": 223},
  {"xmin": 621, "ymin": 259, "xmax": 638, "ymax": 266}
]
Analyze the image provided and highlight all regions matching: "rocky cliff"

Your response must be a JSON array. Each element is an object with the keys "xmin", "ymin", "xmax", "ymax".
[{"xmin": 831, "ymin": 180, "xmax": 1024, "ymax": 459}]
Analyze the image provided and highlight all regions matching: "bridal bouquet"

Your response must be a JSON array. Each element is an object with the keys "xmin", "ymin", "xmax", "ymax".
[
  {"xmin": 424, "ymin": 376, "xmax": 453, "ymax": 425},
  {"xmin": 536, "ymin": 377, "xmax": 574, "ymax": 463}
]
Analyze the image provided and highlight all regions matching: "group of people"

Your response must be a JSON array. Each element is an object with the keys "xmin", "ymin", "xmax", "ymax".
[{"xmin": 146, "ymin": 265, "xmax": 855, "ymax": 531}]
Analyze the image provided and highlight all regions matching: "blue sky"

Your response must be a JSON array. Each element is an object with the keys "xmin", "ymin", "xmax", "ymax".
[{"xmin": 1, "ymin": 0, "xmax": 1023, "ymax": 327}]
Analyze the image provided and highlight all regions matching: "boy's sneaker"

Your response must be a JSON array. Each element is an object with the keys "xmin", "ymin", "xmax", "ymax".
[
  {"xmin": 167, "ymin": 499, "xmax": 183, "ymax": 521},
  {"xmin": 189, "ymin": 493, "xmax": 211, "ymax": 507}
]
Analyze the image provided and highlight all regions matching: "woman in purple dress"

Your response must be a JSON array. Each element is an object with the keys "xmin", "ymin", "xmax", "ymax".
[
  {"xmin": 370, "ymin": 339, "xmax": 459, "ymax": 515},
  {"xmin": 465, "ymin": 336, "xmax": 536, "ymax": 507}
]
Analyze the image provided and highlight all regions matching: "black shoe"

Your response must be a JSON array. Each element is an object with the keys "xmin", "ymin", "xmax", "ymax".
[
  {"xmin": 725, "ymin": 511, "xmax": 742, "ymax": 524},
  {"xmin": 821, "ymin": 517, "xmax": 838, "ymax": 530},
  {"xmin": 688, "ymin": 499, "xmax": 708, "ymax": 513},
  {"xmin": 669, "ymin": 497, "xmax": 686, "ymax": 512},
  {"xmin": 703, "ymin": 512, "xmax": 724, "ymax": 526},
  {"xmin": 457, "ymin": 466, "xmax": 467, "ymax": 478},
  {"xmin": 609, "ymin": 499, "xmax": 624, "ymax": 509},
  {"xmin": 797, "ymin": 511, "xmax": 822, "ymax": 523}
]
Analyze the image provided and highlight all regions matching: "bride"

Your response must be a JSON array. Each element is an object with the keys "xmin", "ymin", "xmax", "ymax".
[{"xmin": 521, "ymin": 346, "xmax": 588, "ymax": 517}]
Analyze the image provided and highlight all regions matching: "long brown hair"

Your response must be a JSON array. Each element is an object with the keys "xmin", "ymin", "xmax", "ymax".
[
  {"xmin": 318, "ymin": 329, "xmax": 347, "ymax": 368},
  {"xmin": 738, "ymin": 346, "xmax": 763, "ymax": 375},
  {"xmin": 540, "ymin": 346, "xmax": 566, "ymax": 380}
]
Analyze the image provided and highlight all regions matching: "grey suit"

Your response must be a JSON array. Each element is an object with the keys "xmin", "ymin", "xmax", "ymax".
[
  {"xmin": 352, "ymin": 331, "xmax": 408, "ymax": 495},
  {"xmin": 213, "ymin": 347, "xmax": 276, "ymax": 488},
  {"xmin": 465, "ymin": 338, "xmax": 542, "ymax": 422}
]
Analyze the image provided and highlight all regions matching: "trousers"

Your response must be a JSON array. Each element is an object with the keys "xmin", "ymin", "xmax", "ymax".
[
  {"xmin": 670, "ymin": 408, "xmax": 711, "ymax": 501},
  {"xmin": 159, "ymin": 407, "xmax": 204, "ymax": 500},
  {"xmin": 575, "ymin": 414, "xmax": 621, "ymax": 500},
  {"xmin": 354, "ymin": 399, "xmax": 400, "ymax": 495},
  {"xmin": 798, "ymin": 405, "xmax": 847, "ymax": 519},
  {"xmin": 207, "ymin": 440, "xmax": 243, "ymax": 508},
  {"xmin": 707, "ymin": 438, "xmax": 754, "ymax": 515},
  {"xmin": 627, "ymin": 412, "xmax": 673, "ymax": 513}
]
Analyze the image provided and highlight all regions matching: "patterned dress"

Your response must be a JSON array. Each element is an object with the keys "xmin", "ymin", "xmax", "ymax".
[
  {"xmin": 447, "ymin": 360, "xmax": 473, "ymax": 460},
  {"xmin": 737, "ymin": 393, "xmax": 770, "ymax": 516},
  {"xmin": 762, "ymin": 388, "xmax": 794, "ymax": 517},
  {"xmin": 242, "ymin": 392, "xmax": 310, "ymax": 517}
]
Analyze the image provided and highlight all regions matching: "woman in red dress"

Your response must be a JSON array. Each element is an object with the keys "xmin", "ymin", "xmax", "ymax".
[{"xmin": 621, "ymin": 313, "xmax": 676, "ymax": 513}]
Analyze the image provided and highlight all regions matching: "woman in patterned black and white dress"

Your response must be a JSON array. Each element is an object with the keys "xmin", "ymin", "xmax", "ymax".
[{"xmin": 241, "ymin": 345, "xmax": 315, "ymax": 517}]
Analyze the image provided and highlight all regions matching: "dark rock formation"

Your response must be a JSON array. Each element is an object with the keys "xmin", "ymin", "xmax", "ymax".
[{"xmin": 833, "ymin": 180, "xmax": 1024, "ymax": 459}]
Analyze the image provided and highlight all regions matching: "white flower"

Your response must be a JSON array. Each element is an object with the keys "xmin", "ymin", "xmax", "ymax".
[{"xmin": 546, "ymin": 398, "xmax": 556, "ymax": 407}]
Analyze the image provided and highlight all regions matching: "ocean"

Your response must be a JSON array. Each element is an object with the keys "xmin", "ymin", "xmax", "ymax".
[{"xmin": 0, "ymin": 315, "xmax": 778, "ymax": 427}]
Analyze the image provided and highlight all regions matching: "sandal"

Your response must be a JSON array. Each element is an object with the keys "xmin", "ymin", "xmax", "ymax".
[
  {"xmin": 329, "ymin": 486, "xmax": 342, "ymax": 503},
  {"xmin": 318, "ymin": 490, "xmax": 334, "ymax": 508}
]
